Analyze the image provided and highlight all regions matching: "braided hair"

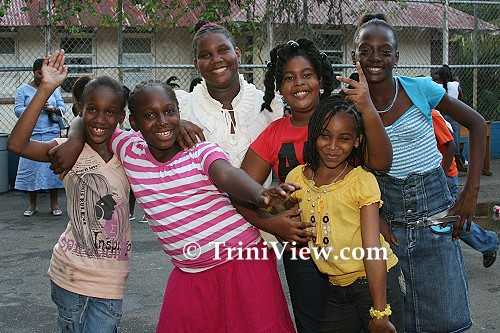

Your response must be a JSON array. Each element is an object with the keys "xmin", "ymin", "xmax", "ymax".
[
  {"xmin": 261, "ymin": 38, "xmax": 335, "ymax": 112},
  {"xmin": 192, "ymin": 20, "xmax": 236, "ymax": 59},
  {"xmin": 437, "ymin": 65, "xmax": 453, "ymax": 93},
  {"xmin": 303, "ymin": 95, "xmax": 366, "ymax": 173},
  {"xmin": 354, "ymin": 13, "xmax": 398, "ymax": 50},
  {"xmin": 128, "ymin": 80, "xmax": 178, "ymax": 116}
]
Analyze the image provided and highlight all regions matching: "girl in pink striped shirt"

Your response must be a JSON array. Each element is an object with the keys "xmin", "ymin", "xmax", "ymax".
[{"xmin": 109, "ymin": 80, "xmax": 298, "ymax": 332}]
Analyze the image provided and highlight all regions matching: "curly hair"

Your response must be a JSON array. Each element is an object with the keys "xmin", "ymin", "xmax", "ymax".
[
  {"xmin": 303, "ymin": 95, "xmax": 366, "ymax": 173},
  {"xmin": 128, "ymin": 80, "xmax": 178, "ymax": 116},
  {"xmin": 261, "ymin": 38, "xmax": 335, "ymax": 112},
  {"xmin": 354, "ymin": 13, "xmax": 398, "ymax": 50}
]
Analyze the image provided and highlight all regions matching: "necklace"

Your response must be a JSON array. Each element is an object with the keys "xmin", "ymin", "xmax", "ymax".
[
  {"xmin": 377, "ymin": 78, "xmax": 398, "ymax": 114},
  {"xmin": 312, "ymin": 161, "xmax": 349, "ymax": 186},
  {"xmin": 307, "ymin": 162, "xmax": 349, "ymax": 252}
]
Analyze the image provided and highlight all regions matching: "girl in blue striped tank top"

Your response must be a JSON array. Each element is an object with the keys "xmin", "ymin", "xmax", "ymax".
[{"xmin": 348, "ymin": 13, "xmax": 487, "ymax": 333}]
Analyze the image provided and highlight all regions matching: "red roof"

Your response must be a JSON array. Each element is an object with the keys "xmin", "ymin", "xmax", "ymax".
[
  {"xmin": 1, "ymin": 0, "xmax": 497, "ymax": 31},
  {"xmin": 230, "ymin": 0, "xmax": 498, "ymax": 31}
]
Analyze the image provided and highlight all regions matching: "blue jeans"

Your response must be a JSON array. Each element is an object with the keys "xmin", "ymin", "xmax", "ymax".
[
  {"xmin": 461, "ymin": 221, "xmax": 500, "ymax": 255},
  {"xmin": 447, "ymin": 175, "xmax": 459, "ymax": 201},
  {"xmin": 50, "ymin": 280, "xmax": 123, "ymax": 333},
  {"xmin": 442, "ymin": 114, "xmax": 462, "ymax": 156},
  {"xmin": 316, "ymin": 264, "xmax": 405, "ymax": 333},
  {"xmin": 447, "ymin": 175, "xmax": 499, "ymax": 255},
  {"xmin": 283, "ymin": 251, "xmax": 329, "ymax": 333},
  {"xmin": 378, "ymin": 168, "xmax": 471, "ymax": 332}
]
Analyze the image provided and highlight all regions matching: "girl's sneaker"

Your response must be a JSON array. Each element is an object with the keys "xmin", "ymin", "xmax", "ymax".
[
  {"xmin": 129, "ymin": 213, "xmax": 136, "ymax": 221},
  {"xmin": 138, "ymin": 214, "xmax": 148, "ymax": 223}
]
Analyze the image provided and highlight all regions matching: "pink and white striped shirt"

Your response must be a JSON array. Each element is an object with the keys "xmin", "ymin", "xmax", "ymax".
[{"xmin": 110, "ymin": 129, "xmax": 261, "ymax": 272}]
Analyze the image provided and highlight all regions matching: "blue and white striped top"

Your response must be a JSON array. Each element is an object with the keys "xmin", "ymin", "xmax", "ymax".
[{"xmin": 381, "ymin": 76, "xmax": 446, "ymax": 179}]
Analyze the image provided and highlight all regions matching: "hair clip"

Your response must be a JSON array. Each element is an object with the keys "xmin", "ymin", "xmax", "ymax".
[
  {"xmin": 369, "ymin": 18, "xmax": 382, "ymax": 22},
  {"xmin": 319, "ymin": 52, "xmax": 327, "ymax": 60},
  {"xmin": 287, "ymin": 40, "xmax": 299, "ymax": 49},
  {"xmin": 266, "ymin": 61, "xmax": 274, "ymax": 69},
  {"xmin": 200, "ymin": 22, "xmax": 220, "ymax": 30}
]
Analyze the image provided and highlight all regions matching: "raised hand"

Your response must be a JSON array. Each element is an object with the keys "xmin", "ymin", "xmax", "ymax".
[
  {"xmin": 336, "ymin": 62, "xmax": 376, "ymax": 114},
  {"xmin": 41, "ymin": 49, "xmax": 68, "ymax": 90}
]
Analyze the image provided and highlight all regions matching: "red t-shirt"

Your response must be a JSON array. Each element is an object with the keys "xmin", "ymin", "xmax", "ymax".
[
  {"xmin": 432, "ymin": 110, "xmax": 458, "ymax": 177},
  {"xmin": 249, "ymin": 116, "xmax": 308, "ymax": 182}
]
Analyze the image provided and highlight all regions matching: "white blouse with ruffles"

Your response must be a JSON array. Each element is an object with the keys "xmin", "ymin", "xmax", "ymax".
[{"xmin": 176, "ymin": 74, "xmax": 283, "ymax": 168}]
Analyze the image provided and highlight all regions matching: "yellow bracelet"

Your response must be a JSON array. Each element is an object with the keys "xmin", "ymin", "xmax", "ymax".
[
  {"xmin": 259, "ymin": 206, "xmax": 273, "ymax": 213},
  {"xmin": 369, "ymin": 304, "xmax": 392, "ymax": 319}
]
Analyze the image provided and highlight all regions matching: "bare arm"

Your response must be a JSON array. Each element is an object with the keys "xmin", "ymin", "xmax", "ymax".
[
  {"xmin": 48, "ymin": 116, "xmax": 86, "ymax": 177},
  {"xmin": 8, "ymin": 51, "xmax": 67, "ymax": 162},
  {"xmin": 208, "ymin": 159, "xmax": 298, "ymax": 208},
  {"xmin": 361, "ymin": 203, "xmax": 396, "ymax": 333},
  {"xmin": 337, "ymin": 62, "xmax": 392, "ymax": 171},
  {"xmin": 441, "ymin": 140, "xmax": 455, "ymax": 176},
  {"xmin": 457, "ymin": 84, "xmax": 464, "ymax": 102},
  {"xmin": 379, "ymin": 216, "xmax": 398, "ymax": 247},
  {"xmin": 437, "ymin": 94, "xmax": 486, "ymax": 239},
  {"xmin": 237, "ymin": 148, "xmax": 314, "ymax": 242},
  {"xmin": 240, "ymin": 148, "xmax": 273, "ymax": 185}
]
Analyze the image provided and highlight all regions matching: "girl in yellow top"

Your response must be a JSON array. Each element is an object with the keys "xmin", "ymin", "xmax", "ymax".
[{"xmin": 285, "ymin": 93, "xmax": 403, "ymax": 333}]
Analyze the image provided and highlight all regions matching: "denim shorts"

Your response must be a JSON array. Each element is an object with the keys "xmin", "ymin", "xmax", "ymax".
[
  {"xmin": 377, "ymin": 168, "xmax": 471, "ymax": 332},
  {"xmin": 50, "ymin": 280, "xmax": 123, "ymax": 333}
]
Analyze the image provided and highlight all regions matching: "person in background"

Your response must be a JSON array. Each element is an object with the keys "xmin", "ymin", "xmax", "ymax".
[
  {"xmin": 433, "ymin": 65, "xmax": 467, "ymax": 171},
  {"xmin": 14, "ymin": 58, "xmax": 66, "ymax": 217},
  {"xmin": 432, "ymin": 110, "xmax": 498, "ymax": 268}
]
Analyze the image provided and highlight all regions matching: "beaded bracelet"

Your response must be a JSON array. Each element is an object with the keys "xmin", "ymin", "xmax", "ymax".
[{"xmin": 369, "ymin": 304, "xmax": 392, "ymax": 319}]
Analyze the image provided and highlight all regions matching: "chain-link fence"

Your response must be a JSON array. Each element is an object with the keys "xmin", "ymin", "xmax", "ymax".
[{"xmin": 0, "ymin": 0, "xmax": 498, "ymax": 133}]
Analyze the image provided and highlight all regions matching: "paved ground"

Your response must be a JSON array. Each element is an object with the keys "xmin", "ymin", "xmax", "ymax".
[{"xmin": 1, "ymin": 160, "xmax": 499, "ymax": 332}]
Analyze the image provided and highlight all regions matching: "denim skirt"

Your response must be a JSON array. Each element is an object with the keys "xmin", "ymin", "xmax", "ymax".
[{"xmin": 377, "ymin": 167, "xmax": 472, "ymax": 333}]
